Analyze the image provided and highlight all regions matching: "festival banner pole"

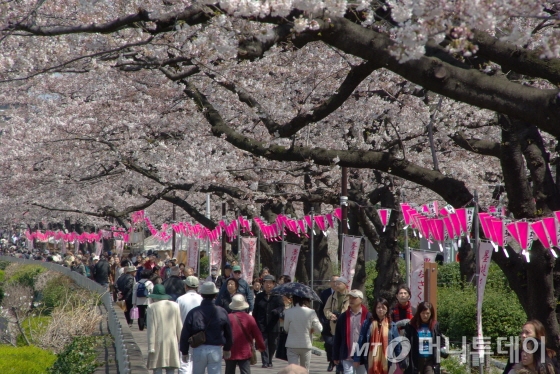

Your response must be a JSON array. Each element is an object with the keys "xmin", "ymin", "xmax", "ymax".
[
  {"xmin": 281, "ymin": 207, "xmax": 286, "ymax": 275},
  {"xmin": 206, "ymin": 194, "xmax": 211, "ymax": 267},
  {"xmin": 474, "ymin": 190, "xmax": 484, "ymax": 373},
  {"xmin": 403, "ymin": 192, "xmax": 411, "ymax": 287},
  {"xmin": 310, "ymin": 207, "xmax": 315, "ymax": 293}
]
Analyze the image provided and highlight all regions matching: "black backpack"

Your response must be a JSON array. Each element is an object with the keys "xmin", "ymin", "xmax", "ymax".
[{"xmin": 136, "ymin": 281, "xmax": 149, "ymax": 298}]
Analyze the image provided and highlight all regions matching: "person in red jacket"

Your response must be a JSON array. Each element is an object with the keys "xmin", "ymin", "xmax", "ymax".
[{"xmin": 227, "ymin": 294, "xmax": 266, "ymax": 374}]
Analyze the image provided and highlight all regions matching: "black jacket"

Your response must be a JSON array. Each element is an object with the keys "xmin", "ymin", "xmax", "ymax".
[
  {"xmin": 253, "ymin": 292, "xmax": 284, "ymax": 333},
  {"xmin": 319, "ymin": 288, "xmax": 334, "ymax": 328},
  {"xmin": 116, "ymin": 273, "xmax": 135, "ymax": 303},
  {"xmin": 92, "ymin": 259, "xmax": 110, "ymax": 284},
  {"xmin": 180, "ymin": 299, "xmax": 233, "ymax": 355},
  {"xmin": 404, "ymin": 322, "xmax": 445, "ymax": 374}
]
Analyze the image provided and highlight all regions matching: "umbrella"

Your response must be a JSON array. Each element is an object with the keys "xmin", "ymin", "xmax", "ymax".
[{"xmin": 272, "ymin": 282, "xmax": 321, "ymax": 302}]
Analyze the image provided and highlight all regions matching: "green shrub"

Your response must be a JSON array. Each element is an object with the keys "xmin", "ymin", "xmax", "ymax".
[
  {"xmin": 0, "ymin": 269, "xmax": 5, "ymax": 282},
  {"xmin": 0, "ymin": 345, "xmax": 56, "ymax": 374},
  {"xmin": 48, "ymin": 336, "xmax": 104, "ymax": 374},
  {"xmin": 0, "ymin": 260, "xmax": 11, "ymax": 270},
  {"xmin": 199, "ymin": 255, "xmax": 209, "ymax": 279},
  {"xmin": 39, "ymin": 275, "xmax": 73, "ymax": 313},
  {"xmin": 438, "ymin": 283, "xmax": 526, "ymax": 350},
  {"xmin": 17, "ymin": 315, "xmax": 52, "ymax": 346},
  {"xmin": 7, "ymin": 265, "xmax": 46, "ymax": 289},
  {"xmin": 440, "ymin": 355, "xmax": 470, "ymax": 374}
]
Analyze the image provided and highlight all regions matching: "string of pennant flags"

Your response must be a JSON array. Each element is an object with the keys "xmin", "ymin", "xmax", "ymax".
[
  {"xmin": 396, "ymin": 201, "xmax": 560, "ymax": 262},
  {"xmin": 22, "ymin": 199, "xmax": 560, "ymax": 264},
  {"xmin": 131, "ymin": 208, "xmax": 344, "ymax": 243}
]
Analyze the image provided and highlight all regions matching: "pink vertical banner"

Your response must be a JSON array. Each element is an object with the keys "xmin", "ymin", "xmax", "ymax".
[
  {"xmin": 187, "ymin": 239, "xmax": 199, "ymax": 272},
  {"xmin": 115, "ymin": 239, "xmax": 124, "ymax": 256},
  {"xmin": 211, "ymin": 241, "xmax": 222, "ymax": 270},
  {"xmin": 341, "ymin": 235, "xmax": 362, "ymax": 287},
  {"xmin": 241, "ymin": 237, "xmax": 257, "ymax": 282},
  {"xmin": 95, "ymin": 241, "xmax": 103, "ymax": 257},
  {"xmin": 410, "ymin": 251, "xmax": 437, "ymax": 308},
  {"xmin": 477, "ymin": 242, "xmax": 493, "ymax": 345},
  {"xmin": 283, "ymin": 243, "xmax": 301, "ymax": 281}
]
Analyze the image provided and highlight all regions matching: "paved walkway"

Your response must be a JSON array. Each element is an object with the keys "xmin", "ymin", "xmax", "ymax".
[{"xmin": 128, "ymin": 321, "xmax": 330, "ymax": 373}]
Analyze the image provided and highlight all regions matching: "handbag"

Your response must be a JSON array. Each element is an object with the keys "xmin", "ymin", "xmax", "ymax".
[
  {"xmin": 116, "ymin": 300, "xmax": 127, "ymax": 312},
  {"xmin": 234, "ymin": 314, "xmax": 257, "ymax": 365},
  {"xmin": 130, "ymin": 306, "xmax": 139, "ymax": 320},
  {"xmin": 275, "ymin": 328, "xmax": 288, "ymax": 361}
]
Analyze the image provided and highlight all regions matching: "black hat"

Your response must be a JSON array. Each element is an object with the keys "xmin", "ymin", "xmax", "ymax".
[
  {"xmin": 263, "ymin": 275, "xmax": 276, "ymax": 282},
  {"xmin": 224, "ymin": 263, "xmax": 232, "ymax": 270}
]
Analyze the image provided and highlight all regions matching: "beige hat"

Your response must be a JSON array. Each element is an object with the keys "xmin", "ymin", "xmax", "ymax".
[
  {"xmin": 184, "ymin": 276, "xmax": 199, "ymax": 288},
  {"xmin": 336, "ymin": 276, "xmax": 349, "ymax": 285},
  {"xmin": 125, "ymin": 266, "xmax": 137, "ymax": 273},
  {"xmin": 199, "ymin": 282, "xmax": 219, "ymax": 295},
  {"xmin": 348, "ymin": 289, "xmax": 363, "ymax": 299},
  {"xmin": 229, "ymin": 294, "xmax": 249, "ymax": 311}
]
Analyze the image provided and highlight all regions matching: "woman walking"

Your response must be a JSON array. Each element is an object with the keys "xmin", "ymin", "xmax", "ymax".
[
  {"xmin": 226, "ymin": 294, "xmax": 266, "ymax": 374},
  {"xmin": 132, "ymin": 269, "xmax": 154, "ymax": 331},
  {"xmin": 354, "ymin": 298, "xmax": 399, "ymax": 374},
  {"xmin": 284, "ymin": 295, "xmax": 322, "ymax": 369},
  {"xmin": 146, "ymin": 284, "xmax": 183, "ymax": 374},
  {"xmin": 403, "ymin": 301, "xmax": 446, "ymax": 374}
]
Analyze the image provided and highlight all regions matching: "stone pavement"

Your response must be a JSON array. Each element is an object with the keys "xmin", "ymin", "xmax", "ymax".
[{"xmin": 128, "ymin": 320, "xmax": 330, "ymax": 373}]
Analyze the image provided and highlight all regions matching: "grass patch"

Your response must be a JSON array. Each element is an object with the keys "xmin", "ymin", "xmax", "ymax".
[{"xmin": 0, "ymin": 345, "xmax": 56, "ymax": 374}]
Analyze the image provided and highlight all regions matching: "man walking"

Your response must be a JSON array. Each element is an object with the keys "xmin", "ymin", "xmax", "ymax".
[
  {"xmin": 177, "ymin": 276, "xmax": 203, "ymax": 374},
  {"xmin": 321, "ymin": 275, "xmax": 339, "ymax": 372},
  {"xmin": 180, "ymin": 282, "xmax": 233, "ymax": 374},
  {"xmin": 333, "ymin": 290, "xmax": 370, "ymax": 374},
  {"xmin": 92, "ymin": 254, "xmax": 110, "ymax": 288},
  {"xmin": 253, "ymin": 274, "xmax": 284, "ymax": 368},
  {"xmin": 216, "ymin": 265, "xmax": 254, "ymax": 312}
]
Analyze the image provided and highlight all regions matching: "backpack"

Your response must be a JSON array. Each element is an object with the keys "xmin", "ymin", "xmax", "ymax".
[{"xmin": 136, "ymin": 280, "xmax": 149, "ymax": 298}]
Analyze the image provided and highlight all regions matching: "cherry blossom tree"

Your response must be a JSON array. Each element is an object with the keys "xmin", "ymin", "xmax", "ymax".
[{"xmin": 2, "ymin": 0, "xmax": 560, "ymax": 348}]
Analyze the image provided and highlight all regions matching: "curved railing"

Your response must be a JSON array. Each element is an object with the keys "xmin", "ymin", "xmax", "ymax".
[{"xmin": 0, "ymin": 256, "xmax": 149, "ymax": 374}]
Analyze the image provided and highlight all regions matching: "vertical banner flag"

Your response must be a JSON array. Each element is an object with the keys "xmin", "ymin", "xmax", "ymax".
[
  {"xmin": 477, "ymin": 242, "xmax": 493, "ymax": 357},
  {"xmin": 410, "ymin": 251, "xmax": 437, "ymax": 308},
  {"xmin": 173, "ymin": 235, "xmax": 180, "ymax": 260},
  {"xmin": 187, "ymin": 238, "xmax": 199, "ymax": 272},
  {"xmin": 341, "ymin": 235, "xmax": 362, "ymax": 287},
  {"xmin": 283, "ymin": 243, "xmax": 302, "ymax": 281},
  {"xmin": 241, "ymin": 237, "xmax": 257, "ymax": 282},
  {"xmin": 95, "ymin": 241, "xmax": 103, "ymax": 257},
  {"xmin": 59, "ymin": 240, "xmax": 66, "ymax": 254},
  {"xmin": 115, "ymin": 239, "xmax": 124, "ymax": 256},
  {"xmin": 211, "ymin": 241, "xmax": 222, "ymax": 270}
]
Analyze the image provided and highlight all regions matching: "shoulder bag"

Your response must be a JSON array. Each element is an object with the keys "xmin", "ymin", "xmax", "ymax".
[
  {"xmin": 234, "ymin": 314, "xmax": 257, "ymax": 365},
  {"xmin": 189, "ymin": 307, "xmax": 215, "ymax": 348}
]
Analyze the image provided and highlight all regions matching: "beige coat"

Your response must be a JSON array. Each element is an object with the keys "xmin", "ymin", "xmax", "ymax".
[
  {"xmin": 147, "ymin": 300, "xmax": 183, "ymax": 370},
  {"xmin": 323, "ymin": 291, "xmax": 349, "ymax": 335}
]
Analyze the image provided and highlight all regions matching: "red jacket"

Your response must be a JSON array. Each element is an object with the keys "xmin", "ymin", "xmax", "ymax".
[{"xmin": 227, "ymin": 312, "xmax": 265, "ymax": 360}]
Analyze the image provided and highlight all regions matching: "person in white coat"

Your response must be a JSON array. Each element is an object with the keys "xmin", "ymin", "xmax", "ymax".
[
  {"xmin": 147, "ymin": 284, "xmax": 183, "ymax": 374},
  {"xmin": 132, "ymin": 269, "xmax": 154, "ymax": 331},
  {"xmin": 283, "ymin": 295, "xmax": 323, "ymax": 370},
  {"xmin": 176, "ymin": 276, "xmax": 203, "ymax": 374}
]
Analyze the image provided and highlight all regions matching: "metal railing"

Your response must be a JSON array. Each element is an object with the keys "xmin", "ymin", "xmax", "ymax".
[{"xmin": 0, "ymin": 256, "xmax": 148, "ymax": 374}]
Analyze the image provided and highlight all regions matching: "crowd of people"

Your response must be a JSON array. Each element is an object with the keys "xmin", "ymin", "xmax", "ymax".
[{"xmin": 3, "ymin": 247, "xmax": 559, "ymax": 374}]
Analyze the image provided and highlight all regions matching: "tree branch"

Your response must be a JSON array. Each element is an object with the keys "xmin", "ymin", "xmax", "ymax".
[
  {"xmin": 183, "ymin": 80, "xmax": 473, "ymax": 207},
  {"xmin": 449, "ymin": 131, "xmax": 501, "ymax": 157},
  {"xmin": 473, "ymin": 30, "xmax": 560, "ymax": 85}
]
